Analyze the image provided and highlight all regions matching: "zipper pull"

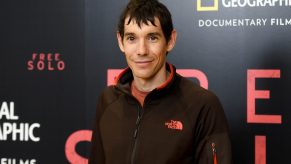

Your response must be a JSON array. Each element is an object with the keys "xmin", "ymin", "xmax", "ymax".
[
  {"xmin": 133, "ymin": 106, "xmax": 142, "ymax": 139},
  {"xmin": 212, "ymin": 142, "xmax": 217, "ymax": 164},
  {"xmin": 136, "ymin": 116, "xmax": 141, "ymax": 125},
  {"xmin": 133, "ymin": 129, "xmax": 138, "ymax": 139}
]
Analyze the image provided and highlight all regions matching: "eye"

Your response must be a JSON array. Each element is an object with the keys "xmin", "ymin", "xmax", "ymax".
[
  {"xmin": 149, "ymin": 35, "xmax": 158, "ymax": 42},
  {"xmin": 126, "ymin": 36, "xmax": 135, "ymax": 41}
]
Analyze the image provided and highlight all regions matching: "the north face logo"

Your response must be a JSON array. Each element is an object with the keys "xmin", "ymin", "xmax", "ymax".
[{"xmin": 165, "ymin": 120, "xmax": 183, "ymax": 130}]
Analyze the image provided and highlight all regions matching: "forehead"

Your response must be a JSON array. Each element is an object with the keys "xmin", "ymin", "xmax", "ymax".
[{"xmin": 124, "ymin": 17, "xmax": 163, "ymax": 34}]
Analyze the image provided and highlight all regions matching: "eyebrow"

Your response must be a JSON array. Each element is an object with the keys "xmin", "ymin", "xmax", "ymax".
[
  {"xmin": 148, "ymin": 32, "xmax": 162, "ymax": 36},
  {"xmin": 124, "ymin": 32, "xmax": 135, "ymax": 37},
  {"xmin": 124, "ymin": 32, "xmax": 162, "ymax": 37}
]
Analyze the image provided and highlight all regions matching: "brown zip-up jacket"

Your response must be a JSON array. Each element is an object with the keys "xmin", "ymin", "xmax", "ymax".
[{"xmin": 89, "ymin": 64, "xmax": 232, "ymax": 164}]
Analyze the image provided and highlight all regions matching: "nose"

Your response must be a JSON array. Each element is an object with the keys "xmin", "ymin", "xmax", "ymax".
[{"xmin": 137, "ymin": 39, "xmax": 148, "ymax": 56}]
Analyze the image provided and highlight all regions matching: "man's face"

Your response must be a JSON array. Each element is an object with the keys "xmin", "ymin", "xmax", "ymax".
[{"xmin": 117, "ymin": 17, "xmax": 176, "ymax": 81}]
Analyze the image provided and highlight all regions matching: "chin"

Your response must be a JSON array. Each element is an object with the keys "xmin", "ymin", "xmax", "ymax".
[{"xmin": 133, "ymin": 71, "xmax": 153, "ymax": 79}]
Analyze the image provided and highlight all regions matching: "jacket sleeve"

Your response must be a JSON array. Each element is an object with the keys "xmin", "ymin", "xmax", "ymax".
[
  {"xmin": 89, "ymin": 95, "xmax": 106, "ymax": 164},
  {"xmin": 193, "ymin": 93, "xmax": 232, "ymax": 164}
]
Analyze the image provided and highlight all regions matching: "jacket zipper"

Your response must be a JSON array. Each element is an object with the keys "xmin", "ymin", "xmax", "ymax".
[
  {"xmin": 130, "ymin": 105, "xmax": 143, "ymax": 164},
  {"xmin": 212, "ymin": 142, "xmax": 217, "ymax": 164}
]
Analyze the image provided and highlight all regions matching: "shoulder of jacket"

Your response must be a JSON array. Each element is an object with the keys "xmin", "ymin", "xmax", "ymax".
[
  {"xmin": 98, "ymin": 85, "xmax": 122, "ymax": 107},
  {"xmin": 176, "ymin": 76, "xmax": 221, "ymax": 107}
]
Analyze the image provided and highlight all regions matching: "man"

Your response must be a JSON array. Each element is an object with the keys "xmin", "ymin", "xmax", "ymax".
[{"xmin": 89, "ymin": 0, "xmax": 232, "ymax": 163}]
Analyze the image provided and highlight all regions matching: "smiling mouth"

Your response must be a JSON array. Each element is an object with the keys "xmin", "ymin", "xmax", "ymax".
[
  {"xmin": 134, "ymin": 60, "xmax": 153, "ymax": 66},
  {"xmin": 135, "ymin": 61, "xmax": 152, "ymax": 63}
]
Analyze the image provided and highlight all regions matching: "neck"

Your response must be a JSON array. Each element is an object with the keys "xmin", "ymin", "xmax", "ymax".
[{"xmin": 133, "ymin": 65, "xmax": 169, "ymax": 92}]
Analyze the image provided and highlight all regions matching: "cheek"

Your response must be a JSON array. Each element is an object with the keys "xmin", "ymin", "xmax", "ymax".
[
  {"xmin": 124, "ymin": 46, "xmax": 136, "ymax": 57},
  {"xmin": 151, "ymin": 46, "xmax": 167, "ymax": 59},
  {"xmin": 125, "ymin": 54, "xmax": 133, "ymax": 63}
]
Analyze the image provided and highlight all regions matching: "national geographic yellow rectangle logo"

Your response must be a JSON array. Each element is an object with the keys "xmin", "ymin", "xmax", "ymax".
[{"xmin": 197, "ymin": 0, "xmax": 218, "ymax": 11}]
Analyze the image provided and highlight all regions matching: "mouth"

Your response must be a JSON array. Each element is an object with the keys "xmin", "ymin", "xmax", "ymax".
[
  {"xmin": 135, "ymin": 60, "xmax": 152, "ymax": 63},
  {"xmin": 134, "ymin": 60, "xmax": 153, "ymax": 67}
]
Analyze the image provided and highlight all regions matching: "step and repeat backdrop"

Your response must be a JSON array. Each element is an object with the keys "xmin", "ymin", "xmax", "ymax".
[{"xmin": 1, "ymin": 0, "xmax": 290, "ymax": 163}]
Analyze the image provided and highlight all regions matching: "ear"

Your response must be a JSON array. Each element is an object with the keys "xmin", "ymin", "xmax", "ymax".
[
  {"xmin": 117, "ymin": 32, "xmax": 125, "ymax": 52},
  {"xmin": 166, "ymin": 29, "xmax": 177, "ymax": 52}
]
